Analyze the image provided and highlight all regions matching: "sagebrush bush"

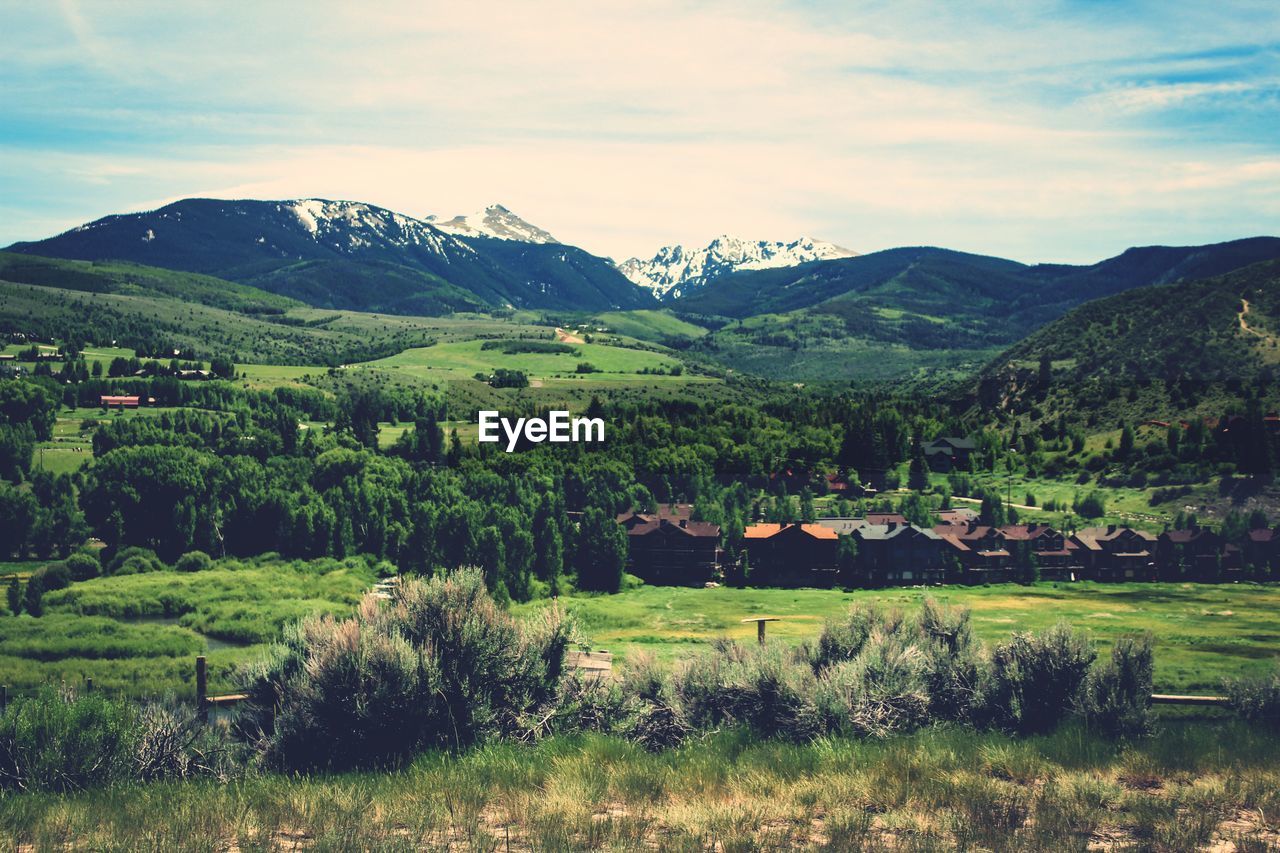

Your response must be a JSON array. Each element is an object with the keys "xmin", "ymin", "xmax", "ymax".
[
  {"xmin": 917, "ymin": 598, "xmax": 984, "ymax": 722},
  {"xmin": 1082, "ymin": 633, "xmax": 1155, "ymax": 738},
  {"xmin": 813, "ymin": 636, "xmax": 930, "ymax": 738},
  {"xmin": 0, "ymin": 688, "xmax": 138, "ymax": 792},
  {"xmin": 806, "ymin": 603, "xmax": 892, "ymax": 671},
  {"xmin": 672, "ymin": 640, "xmax": 818, "ymax": 741},
  {"xmin": 1227, "ymin": 661, "xmax": 1280, "ymax": 729},
  {"xmin": 981, "ymin": 623, "xmax": 1097, "ymax": 735},
  {"xmin": 236, "ymin": 569, "xmax": 571, "ymax": 770}
]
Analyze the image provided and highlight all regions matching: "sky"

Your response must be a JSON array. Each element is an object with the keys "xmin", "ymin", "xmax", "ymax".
[{"xmin": 1, "ymin": 0, "xmax": 1278, "ymax": 263}]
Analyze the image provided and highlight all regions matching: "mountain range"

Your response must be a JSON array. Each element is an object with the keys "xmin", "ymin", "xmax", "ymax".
[
  {"xmin": 6, "ymin": 198, "xmax": 652, "ymax": 315},
  {"xmin": 618, "ymin": 236, "xmax": 857, "ymax": 299},
  {"xmin": 7, "ymin": 199, "xmax": 1280, "ymax": 381}
]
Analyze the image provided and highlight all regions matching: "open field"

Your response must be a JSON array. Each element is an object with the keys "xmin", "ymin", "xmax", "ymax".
[
  {"xmin": 0, "ymin": 557, "xmax": 376, "ymax": 697},
  {"xmin": 587, "ymin": 309, "xmax": 710, "ymax": 342},
  {"xmin": 2, "ymin": 723, "xmax": 1277, "ymax": 850},
  {"xmin": 32, "ymin": 405, "xmax": 198, "ymax": 475},
  {"xmin": 519, "ymin": 583, "xmax": 1280, "ymax": 694},
  {"xmin": 365, "ymin": 338, "xmax": 693, "ymax": 383}
]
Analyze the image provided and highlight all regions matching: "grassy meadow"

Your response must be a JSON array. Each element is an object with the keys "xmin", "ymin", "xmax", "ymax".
[
  {"xmin": 519, "ymin": 582, "xmax": 1280, "ymax": 694},
  {"xmin": 365, "ymin": 338, "xmax": 693, "ymax": 383},
  {"xmin": 2, "ymin": 724, "xmax": 1277, "ymax": 850},
  {"xmin": 587, "ymin": 309, "xmax": 710, "ymax": 342},
  {"xmin": 0, "ymin": 557, "xmax": 376, "ymax": 697}
]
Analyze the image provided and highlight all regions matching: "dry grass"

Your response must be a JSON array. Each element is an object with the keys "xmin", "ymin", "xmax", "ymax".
[{"xmin": 2, "ymin": 722, "xmax": 1278, "ymax": 850}]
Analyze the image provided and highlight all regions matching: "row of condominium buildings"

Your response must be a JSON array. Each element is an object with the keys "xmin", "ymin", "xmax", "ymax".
[{"xmin": 617, "ymin": 505, "xmax": 1277, "ymax": 587}]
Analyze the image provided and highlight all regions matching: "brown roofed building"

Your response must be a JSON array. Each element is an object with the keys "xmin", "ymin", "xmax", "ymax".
[
  {"xmin": 996, "ymin": 524, "xmax": 1081, "ymax": 581},
  {"xmin": 743, "ymin": 523, "xmax": 839, "ymax": 587},
  {"xmin": 1157, "ymin": 528, "xmax": 1237, "ymax": 581},
  {"xmin": 1071, "ymin": 526, "xmax": 1157, "ymax": 581},
  {"xmin": 99, "ymin": 395, "xmax": 140, "ymax": 409},
  {"xmin": 1243, "ymin": 527, "xmax": 1280, "ymax": 578},
  {"xmin": 852, "ymin": 524, "xmax": 949, "ymax": 586},
  {"xmin": 618, "ymin": 505, "xmax": 720, "ymax": 585}
]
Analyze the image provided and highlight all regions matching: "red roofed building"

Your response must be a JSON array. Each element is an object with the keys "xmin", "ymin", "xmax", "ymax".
[
  {"xmin": 99, "ymin": 395, "xmax": 140, "ymax": 409},
  {"xmin": 743, "ymin": 523, "xmax": 839, "ymax": 586}
]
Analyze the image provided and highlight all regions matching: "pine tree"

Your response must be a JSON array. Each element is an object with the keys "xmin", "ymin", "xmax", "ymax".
[
  {"xmin": 6, "ymin": 577, "xmax": 20, "ymax": 616},
  {"xmin": 908, "ymin": 435, "xmax": 930, "ymax": 491}
]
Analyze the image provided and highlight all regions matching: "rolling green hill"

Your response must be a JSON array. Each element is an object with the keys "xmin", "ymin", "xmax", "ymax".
[
  {"xmin": 0, "ymin": 252, "xmax": 296, "ymax": 314},
  {"xmin": 0, "ymin": 280, "xmax": 444, "ymax": 365},
  {"xmin": 984, "ymin": 258, "xmax": 1280, "ymax": 385},
  {"xmin": 242, "ymin": 258, "xmax": 486, "ymax": 314}
]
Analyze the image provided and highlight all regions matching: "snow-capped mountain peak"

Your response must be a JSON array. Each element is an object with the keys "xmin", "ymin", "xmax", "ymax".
[
  {"xmin": 425, "ymin": 204, "xmax": 558, "ymax": 244},
  {"xmin": 618, "ymin": 235, "xmax": 857, "ymax": 299},
  {"xmin": 279, "ymin": 198, "xmax": 459, "ymax": 254}
]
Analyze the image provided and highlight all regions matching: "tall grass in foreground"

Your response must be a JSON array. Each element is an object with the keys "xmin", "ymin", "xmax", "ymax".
[{"xmin": 1, "ymin": 723, "xmax": 1277, "ymax": 850}]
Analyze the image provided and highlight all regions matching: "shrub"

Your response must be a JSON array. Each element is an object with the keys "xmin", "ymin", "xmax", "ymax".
[
  {"xmin": 1082, "ymin": 633, "xmax": 1155, "ymax": 738},
  {"xmin": 23, "ymin": 576, "xmax": 44, "ymax": 617},
  {"xmin": 30, "ymin": 562, "xmax": 71, "ymax": 593},
  {"xmin": 0, "ymin": 688, "xmax": 138, "ymax": 792},
  {"xmin": 1074, "ymin": 492, "xmax": 1106, "ymax": 519},
  {"xmin": 813, "ymin": 634, "xmax": 929, "ymax": 738},
  {"xmin": 173, "ymin": 550, "xmax": 213, "ymax": 573},
  {"xmin": 135, "ymin": 699, "xmax": 238, "ymax": 781},
  {"xmin": 980, "ymin": 623, "xmax": 1096, "ymax": 735},
  {"xmin": 917, "ymin": 598, "xmax": 984, "ymax": 722},
  {"xmin": 671, "ymin": 640, "xmax": 818, "ymax": 741},
  {"xmin": 236, "ymin": 569, "xmax": 571, "ymax": 770},
  {"xmin": 106, "ymin": 546, "xmax": 167, "ymax": 576},
  {"xmin": 807, "ymin": 603, "xmax": 900, "ymax": 672},
  {"xmin": 1226, "ymin": 661, "xmax": 1280, "ymax": 729},
  {"xmin": 5, "ymin": 578, "xmax": 19, "ymax": 616},
  {"xmin": 64, "ymin": 552, "xmax": 101, "ymax": 581}
]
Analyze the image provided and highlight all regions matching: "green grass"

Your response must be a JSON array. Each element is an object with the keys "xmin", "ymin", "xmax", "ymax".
[
  {"xmin": 1, "ymin": 723, "xmax": 1277, "ymax": 849},
  {"xmin": 364, "ymin": 338, "xmax": 697, "ymax": 383},
  {"xmin": 1, "ymin": 557, "xmax": 377, "ymax": 696},
  {"xmin": 31, "ymin": 406, "xmax": 197, "ymax": 475},
  {"xmin": 588, "ymin": 309, "xmax": 709, "ymax": 342},
  {"xmin": 516, "ymin": 582, "xmax": 1280, "ymax": 693}
]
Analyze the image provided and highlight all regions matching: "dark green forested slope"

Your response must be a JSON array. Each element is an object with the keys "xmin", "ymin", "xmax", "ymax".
[{"xmin": 985, "ymin": 258, "xmax": 1280, "ymax": 384}]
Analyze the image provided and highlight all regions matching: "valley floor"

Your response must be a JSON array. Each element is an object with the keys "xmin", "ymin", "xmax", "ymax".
[
  {"xmin": 2, "ymin": 723, "xmax": 1276, "ymax": 850},
  {"xmin": 520, "ymin": 582, "xmax": 1280, "ymax": 695}
]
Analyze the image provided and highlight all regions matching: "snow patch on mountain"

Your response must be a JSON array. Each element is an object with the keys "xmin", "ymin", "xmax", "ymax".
[
  {"xmin": 425, "ymin": 204, "xmax": 558, "ymax": 244},
  {"xmin": 279, "ymin": 199, "xmax": 459, "ymax": 255},
  {"xmin": 618, "ymin": 235, "xmax": 857, "ymax": 299}
]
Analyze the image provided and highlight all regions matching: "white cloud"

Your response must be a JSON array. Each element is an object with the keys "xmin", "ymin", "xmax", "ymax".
[
  {"xmin": 1083, "ymin": 81, "xmax": 1262, "ymax": 112},
  {"xmin": 2, "ymin": 0, "xmax": 1278, "ymax": 262}
]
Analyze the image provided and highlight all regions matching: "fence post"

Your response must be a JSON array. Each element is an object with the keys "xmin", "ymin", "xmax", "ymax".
[
  {"xmin": 196, "ymin": 655, "xmax": 208, "ymax": 723},
  {"xmin": 1, "ymin": 685, "xmax": 6, "ymax": 713}
]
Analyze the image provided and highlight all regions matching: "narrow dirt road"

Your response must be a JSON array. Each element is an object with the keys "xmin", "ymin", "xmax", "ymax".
[
  {"xmin": 1240, "ymin": 299, "xmax": 1262, "ymax": 337},
  {"xmin": 556, "ymin": 327, "xmax": 585, "ymax": 344}
]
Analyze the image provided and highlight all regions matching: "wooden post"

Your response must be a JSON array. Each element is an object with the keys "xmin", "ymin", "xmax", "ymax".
[
  {"xmin": 741, "ymin": 617, "xmax": 780, "ymax": 645},
  {"xmin": 1, "ymin": 685, "xmax": 6, "ymax": 712},
  {"xmin": 195, "ymin": 655, "xmax": 208, "ymax": 722}
]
